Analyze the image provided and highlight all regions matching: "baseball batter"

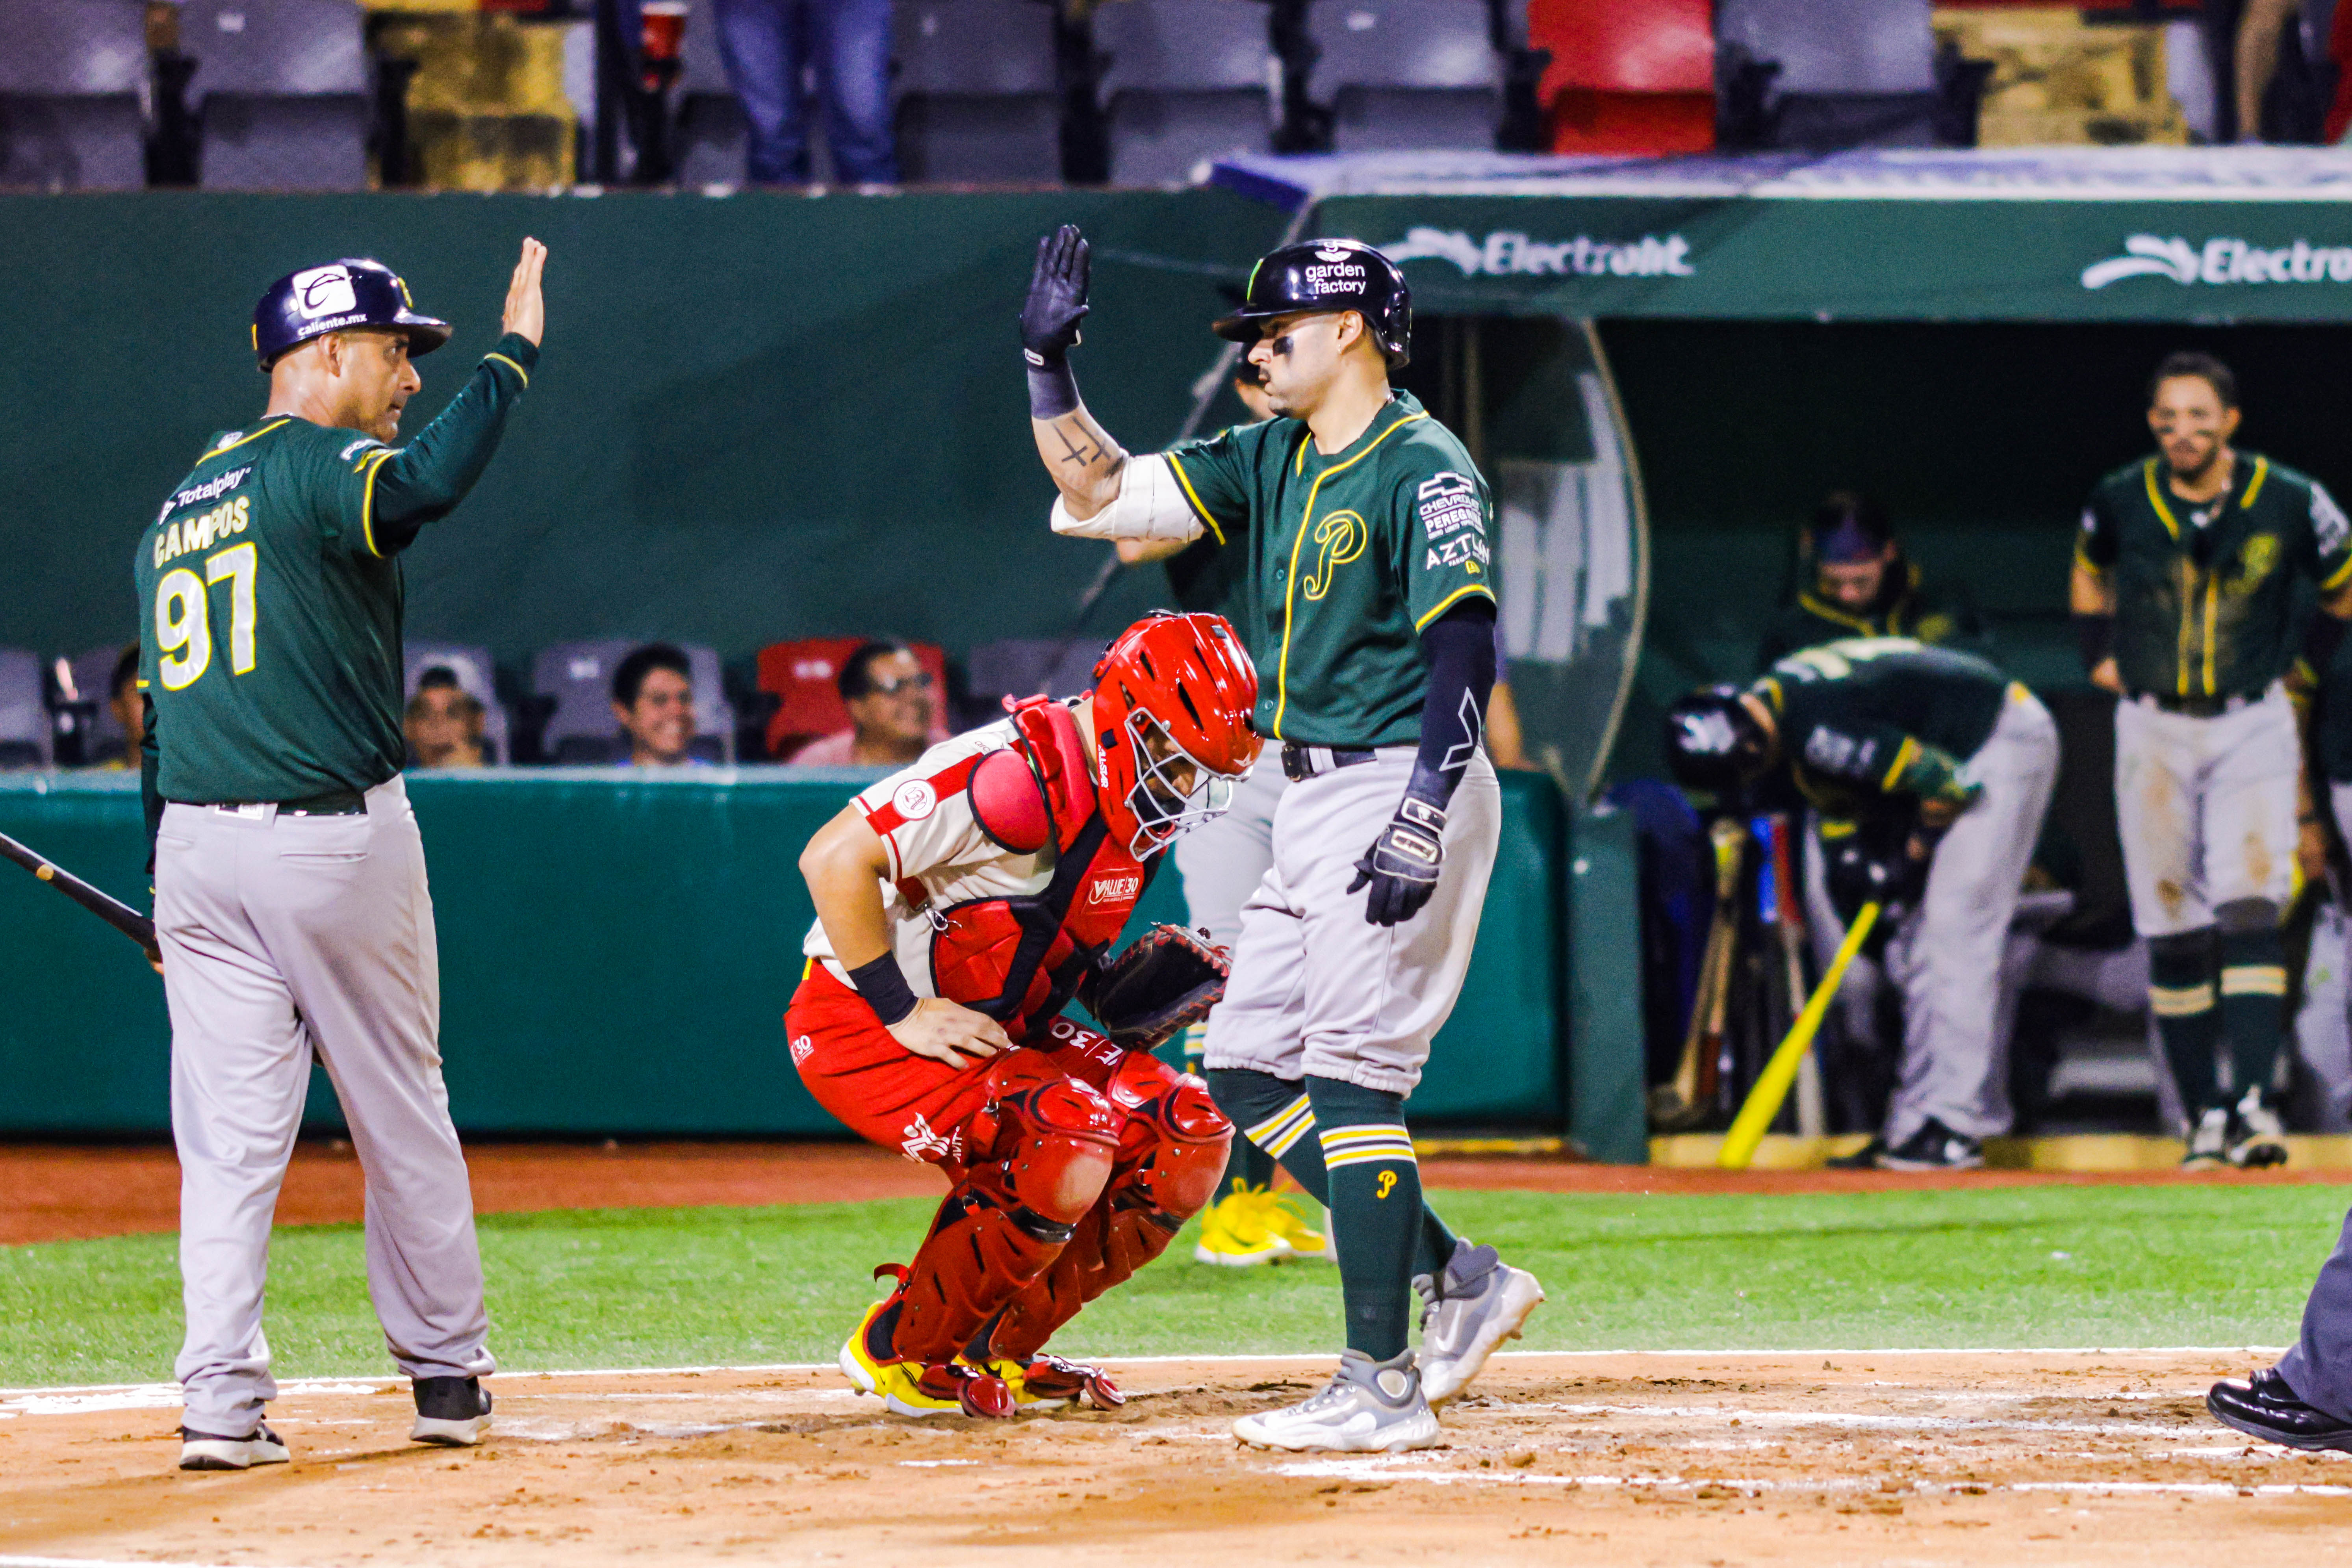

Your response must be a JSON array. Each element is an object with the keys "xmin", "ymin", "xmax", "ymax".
[
  {"xmin": 2072, "ymin": 352, "xmax": 2352, "ymax": 1167},
  {"xmin": 139, "ymin": 245, "xmax": 545, "ymax": 1470},
  {"xmin": 1666, "ymin": 640, "xmax": 2059, "ymax": 1169},
  {"xmin": 1119, "ymin": 367, "xmax": 1328, "ymax": 1268},
  {"xmin": 1023, "ymin": 226, "xmax": 1544, "ymax": 1452},
  {"xmin": 791, "ymin": 612, "xmax": 1258, "ymax": 1417}
]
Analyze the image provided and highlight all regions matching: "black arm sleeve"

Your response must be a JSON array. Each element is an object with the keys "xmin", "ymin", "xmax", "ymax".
[
  {"xmin": 1405, "ymin": 600, "xmax": 1498, "ymax": 811},
  {"xmin": 363, "ymin": 333, "xmax": 539, "ymax": 556},
  {"xmin": 139, "ymin": 692, "xmax": 161, "ymax": 873}
]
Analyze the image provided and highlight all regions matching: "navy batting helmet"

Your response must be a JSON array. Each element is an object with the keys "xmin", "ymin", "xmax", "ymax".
[
  {"xmin": 252, "ymin": 258, "xmax": 452, "ymax": 372},
  {"xmin": 1213, "ymin": 239, "xmax": 1411, "ymax": 367},
  {"xmin": 1662, "ymin": 686, "xmax": 1773, "ymax": 795}
]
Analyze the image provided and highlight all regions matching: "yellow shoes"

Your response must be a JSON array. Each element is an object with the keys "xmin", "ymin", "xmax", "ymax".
[
  {"xmin": 1193, "ymin": 1183, "xmax": 1332, "ymax": 1267},
  {"xmin": 1263, "ymin": 1188, "xmax": 1332, "ymax": 1261}
]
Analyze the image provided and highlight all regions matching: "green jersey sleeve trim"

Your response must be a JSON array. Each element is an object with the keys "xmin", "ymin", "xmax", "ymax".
[
  {"xmin": 1413, "ymin": 582, "xmax": 1497, "ymax": 631},
  {"xmin": 483, "ymin": 351, "xmax": 532, "ymax": 387},
  {"xmin": 357, "ymin": 447, "xmax": 398, "ymax": 558},
  {"xmin": 1162, "ymin": 451, "xmax": 1226, "ymax": 546}
]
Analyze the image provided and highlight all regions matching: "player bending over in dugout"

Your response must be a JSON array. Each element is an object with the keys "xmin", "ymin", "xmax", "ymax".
[
  {"xmin": 2072, "ymin": 352, "xmax": 2352, "ymax": 1168},
  {"xmin": 790, "ymin": 611, "xmax": 1256, "ymax": 1418},
  {"xmin": 1667, "ymin": 639, "xmax": 2059, "ymax": 1171}
]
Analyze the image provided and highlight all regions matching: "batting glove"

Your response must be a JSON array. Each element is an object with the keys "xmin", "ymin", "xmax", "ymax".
[
  {"xmin": 1349, "ymin": 797, "xmax": 1446, "ymax": 927},
  {"xmin": 1020, "ymin": 224, "xmax": 1091, "ymax": 366}
]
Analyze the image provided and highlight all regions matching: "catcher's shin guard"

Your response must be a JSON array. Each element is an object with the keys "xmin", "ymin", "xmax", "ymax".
[
  {"xmin": 888, "ymin": 1051, "xmax": 1121, "ymax": 1364},
  {"xmin": 984, "ymin": 1053, "xmax": 1232, "ymax": 1361}
]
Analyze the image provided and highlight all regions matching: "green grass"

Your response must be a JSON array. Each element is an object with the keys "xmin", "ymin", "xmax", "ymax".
[{"xmin": 5, "ymin": 1184, "xmax": 2348, "ymax": 1389}]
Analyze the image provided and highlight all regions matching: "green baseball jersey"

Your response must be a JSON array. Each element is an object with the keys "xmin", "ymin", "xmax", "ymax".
[
  {"xmin": 1749, "ymin": 638, "xmax": 2012, "ymax": 820},
  {"xmin": 1753, "ymin": 563, "xmax": 1988, "ymax": 673},
  {"xmin": 1162, "ymin": 390, "xmax": 1494, "ymax": 747},
  {"xmin": 135, "ymin": 334, "xmax": 537, "ymax": 809},
  {"xmin": 2077, "ymin": 450, "xmax": 2352, "ymax": 702}
]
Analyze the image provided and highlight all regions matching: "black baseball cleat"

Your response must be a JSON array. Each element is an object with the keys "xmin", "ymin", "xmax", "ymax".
[
  {"xmin": 2207, "ymin": 1367, "xmax": 2352, "ymax": 1451},
  {"xmin": 178, "ymin": 1422, "xmax": 289, "ymax": 1470},
  {"xmin": 1876, "ymin": 1118, "xmax": 1983, "ymax": 1172},
  {"xmin": 411, "ymin": 1375, "xmax": 493, "ymax": 1447}
]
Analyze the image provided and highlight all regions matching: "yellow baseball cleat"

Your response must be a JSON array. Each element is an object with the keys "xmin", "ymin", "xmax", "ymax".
[
  {"xmin": 1258, "ymin": 1187, "xmax": 1332, "ymax": 1261},
  {"xmin": 840, "ymin": 1295, "xmax": 1012, "ymax": 1418},
  {"xmin": 1193, "ymin": 1182, "xmax": 1290, "ymax": 1266}
]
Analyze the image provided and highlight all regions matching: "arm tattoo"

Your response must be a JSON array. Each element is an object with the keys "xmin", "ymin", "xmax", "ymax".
[{"xmin": 1054, "ymin": 423, "xmax": 1099, "ymax": 468}]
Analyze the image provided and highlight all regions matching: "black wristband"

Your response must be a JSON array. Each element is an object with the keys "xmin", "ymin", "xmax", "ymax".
[
  {"xmin": 2303, "ymin": 610, "xmax": 2349, "ymax": 681},
  {"xmin": 1025, "ymin": 354, "xmax": 1080, "ymax": 420},
  {"xmin": 2074, "ymin": 612, "xmax": 2115, "ymax": 673},
  {"xmin": 847, "ymin": 953, "xmax": 918, "ymax": 1027}
]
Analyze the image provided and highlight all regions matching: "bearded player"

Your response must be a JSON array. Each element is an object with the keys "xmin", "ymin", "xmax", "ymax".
[
  {"xmin": 1020, "ymin": 226, "xmax": 1544, "ymax": 1452},
  {"xmin": 790, "ymin": 611, "xmax": 1258, "ymax": 1417}
]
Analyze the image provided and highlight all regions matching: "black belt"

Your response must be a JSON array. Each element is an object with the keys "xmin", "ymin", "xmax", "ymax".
[
  {"xmin": 184, "ymin": 788, "xmax": 368, "ymax": 817},
  {"xmin": 1280, "ymin": 744, "xmax": 1380, "ymax": 782},
  {"xmin": 2134, "ymin": 691, "xmax": 2262, "ymax": 719}
]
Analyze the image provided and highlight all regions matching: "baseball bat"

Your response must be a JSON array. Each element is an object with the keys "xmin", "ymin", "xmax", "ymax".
[
  {"xmin": 0, "ymin": 830, "xmax": 160, "ymax": 960},
  {"xmin": 1716, "ymin": 901, "xmax": 1881, "ymax": 1170},
  {"xmin": 1649, "ymin": 818, "xmax": 1746, "ymax": 1132}
]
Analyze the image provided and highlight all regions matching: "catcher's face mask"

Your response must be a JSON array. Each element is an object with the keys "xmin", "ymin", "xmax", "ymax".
[{"xmin": 1119, "ymin": 710, "xmax": 1234, "ymax": 857}]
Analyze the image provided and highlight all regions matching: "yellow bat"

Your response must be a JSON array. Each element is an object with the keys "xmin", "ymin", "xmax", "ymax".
[{"xmin": 1716, "ymin": 902, "xmax": 1881, "ymax": 1170}]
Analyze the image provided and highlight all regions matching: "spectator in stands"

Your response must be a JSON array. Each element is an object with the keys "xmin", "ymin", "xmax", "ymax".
[
  {"xmin": 404, "ymin": 667, "xmax": 487, "ymax": 769},
  {"xmin": 612, "ymin": 642, "xmax": 700, "ymax": 766},
  {"xmin": 714, "ymin": 0, "xmax": 899, "ymax": 186},
  {"xmin": 791, "ymin": 641, "xmax": 935, "ymax": 766},
  {"xmin": 1485, "ymin": 620, "xmax": 1541, "ymax": 772},
  {"xmin": 95, "ymin": 645, "xmax": 142, "ymax": 769},
  {"xmin": 1755, "ymin": 492, "xmax": 1987, "ymax": 672},
  {"xmin": 2237, "ymin": 0, "xmax": 2339, "ymax": 142}
]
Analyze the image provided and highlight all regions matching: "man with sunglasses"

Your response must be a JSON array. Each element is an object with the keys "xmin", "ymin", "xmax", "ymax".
[
  {"xmin": 789, "ymin": 640, "xmax": 940, "ymax": 766},
  {"xmin": 1021, "ymin": 227, "xmax": 1544, "ymax": 1453}
]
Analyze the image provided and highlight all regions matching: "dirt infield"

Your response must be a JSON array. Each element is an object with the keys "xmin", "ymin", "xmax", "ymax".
[
  {"xmin": 0, "ymin": 1351, "xmax": 2334, "ymax": 1566},
  {"xmin": 10, "ymin": 1141, "xmax": 2352, "ymax": 1245}
]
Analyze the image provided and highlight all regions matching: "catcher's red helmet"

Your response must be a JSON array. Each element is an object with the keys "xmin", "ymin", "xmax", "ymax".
[{"xmin": 1091, "ymin": 612, "xmax": 1260, "ymax": 857}]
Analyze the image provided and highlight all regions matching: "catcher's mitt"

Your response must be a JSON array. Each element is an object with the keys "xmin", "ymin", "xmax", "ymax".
[{"xmin": 1079, "ymin": 924, "xmax": 1230, "ymax": 1051}]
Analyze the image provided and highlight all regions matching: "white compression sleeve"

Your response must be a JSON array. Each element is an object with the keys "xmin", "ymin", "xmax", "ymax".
[{"xmin": 1048, "ymin": 454, "xmax": 1205, "ymax": 544}]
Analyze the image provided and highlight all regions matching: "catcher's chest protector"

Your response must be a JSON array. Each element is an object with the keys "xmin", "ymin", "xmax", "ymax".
[{"xmin": 923, "ymin": 700, "xmax": 1150, "ymax": 1041}]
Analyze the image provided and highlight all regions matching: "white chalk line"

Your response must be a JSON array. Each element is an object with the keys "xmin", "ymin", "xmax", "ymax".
[
  {"xmin": 1270, "ymin": 1455, "xmax": 2352, "ymax": 1498},
  {"xmin": 0, "ymin": 1345, "xmax": 2282, "ymax": 1411}
]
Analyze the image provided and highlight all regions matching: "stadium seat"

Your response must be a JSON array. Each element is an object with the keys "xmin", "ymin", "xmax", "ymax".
[
  {"xmin": 1716, "ymin": 0, "xmax": 1942, "ymax": 150},
  {"xmin": 0, "ymin": 0, "xmax": 149, "ymax": 191},
  {"xmin": 672, "ymin": 1, "xmax": 749, "ymax": 186},
  {"xmin": 1311, "ymin": 0, "xmax": 1502, "ymax": 152},
  {"xmin": 404, "ymin": 643, "xmax": 512, "ymax": 765},
  {"xmin": 1094, "ymin": 0, "xmax": 1271, "ymax": 186},
  {"xmin": 894, "ymin": 0, "xmax": 1062, "ymax": 184},
  {"xmin": 0, "ymin": 650, "xmax": 53, "ymax": 770},
  {"xmin": 179, "ymin": 0, "xmax": 371, "ymax": 191},
  {"xmin": 1527, "ymin": 0, "xmax": 1714, "ymax": 155},
  {"xmin": 532, "ymin": 640, "xmax": 735, "ymax": 765},
  {"xmin": 756, "ymin": 638, "xmax": 950, "ymax": 759}
]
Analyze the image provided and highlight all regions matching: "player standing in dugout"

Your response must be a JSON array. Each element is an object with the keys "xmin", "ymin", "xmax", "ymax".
[
  {"xmin": 1021, "ymin": 226, "xmax": 1544, "ymax": 1452},
  {"xmin": 137, "ymin": 243, "xmax": 545, "ymax": 1470},
  {"xmin": 2073, "ymin": 351, "xmax": 2352, "ymax": 1168}
]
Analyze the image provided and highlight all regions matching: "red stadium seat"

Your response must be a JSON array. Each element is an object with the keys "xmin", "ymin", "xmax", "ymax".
[
  {"xmin": 1528, "ymin": 0, "xmax": 1716, "ymax": 155},
  {"xmin": 756, "ymin": 638, "xmax": 949, "ymax": 759}
]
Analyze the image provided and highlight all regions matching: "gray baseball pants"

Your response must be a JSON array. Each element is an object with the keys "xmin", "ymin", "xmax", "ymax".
[
  {"xmin": 1172, "ymin": 749, "xmax": 1286, "ymax": 951},
  {"xmin": 156, "ymin": 776, "xmax": 492, "ymax": 1438}
]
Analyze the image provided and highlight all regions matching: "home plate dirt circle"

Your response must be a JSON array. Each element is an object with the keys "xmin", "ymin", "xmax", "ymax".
[{"xmin": 0, "ymin": 1350, "xmax": 2337, "ymax": 1566}]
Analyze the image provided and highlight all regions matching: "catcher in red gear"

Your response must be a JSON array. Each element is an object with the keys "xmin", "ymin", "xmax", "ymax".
[{"xmin": 791, "ymin": 611, "xmax": 1261, "ymax": 1418}]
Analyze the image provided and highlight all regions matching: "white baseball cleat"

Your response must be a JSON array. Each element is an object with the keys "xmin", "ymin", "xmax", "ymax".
[
  {"xmin": 410, "ymin": 1376, "xmax": 493, "ymax": 1446},
  {"xmin": 1414, "ymin": 1240, "xmax": 1545, "ymax": 1406},
  {"xmin": 178, "ymin": 1422, "xmax": 290, "ymax": 1471},
  {"xmin": 1232, "ymin": 1349, "xmax": 1441, "ymax": 1453}
]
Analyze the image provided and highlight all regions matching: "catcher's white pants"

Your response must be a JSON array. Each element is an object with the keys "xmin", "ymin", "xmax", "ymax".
[
  {"xmin": 1203, "ymin": 749, "xmax": 1502, "ymax": 1097},
  {"xmin": 1173, "ymin": 749, "xmax": 1286, "ymax": 951},
  {"xmin": 155, "ymin": 778, "xmax": 492, "ymax": 1438},
  {"xmin": 2113, "ymin": 686, "xmax": 2298, "ymax": 937},
  {"xmin": 1878, "ymin": 687, "xmax": 2059, "ymax": 1145}
]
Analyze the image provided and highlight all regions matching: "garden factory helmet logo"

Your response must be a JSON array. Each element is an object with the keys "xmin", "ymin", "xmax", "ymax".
[
  {"xmin": 2082, "ymin": 234, "xmax": 2352, "ymax": 289},
  {"xmin": 1384, "ymin": 226, "xmax": 1694, "ymax": 280}
]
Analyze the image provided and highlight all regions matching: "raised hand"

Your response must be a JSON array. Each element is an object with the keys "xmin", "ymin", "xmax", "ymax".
[
  {"xmin": 502, "ymin": 237, "xmax": 547, "ymax": 347},
  {"xmin": 1020, "ymin": 225, "xmax": 1091, "ymax": 366}
]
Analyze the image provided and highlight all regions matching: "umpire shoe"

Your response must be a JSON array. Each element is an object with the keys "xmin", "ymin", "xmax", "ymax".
[
  {"xmin": 1877, "ymin": 1118, "xmax": 1983, "ymax": 1172},
  {"xmin": 1414, "ymin": 1240, "xmax": 1546, "ymax": 1405},
  {"xmin": 2208, "ymin": 1368, "xmax": 2352, "ymax": 1452},
  {"xmin": 2183, "ymin": 1106, "xmax": 2231, "ymax": 1169},
  {"xmin": 411, "ymin": 1376, "xmax": 493, "ymax": 1447},
  {"xmin": 178, "ymin": 1422, "xmax": 290, "ymax": 1471},
  {"xmin": 2228, "ymin": 1090, "xmax": 2290, "ymax": 1170},
  {"xmin": 1232, "ymin": 1349, "xmax": 1440, "ymax": 1452}
]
